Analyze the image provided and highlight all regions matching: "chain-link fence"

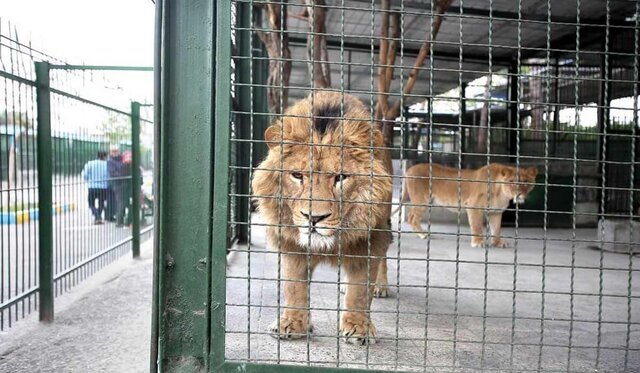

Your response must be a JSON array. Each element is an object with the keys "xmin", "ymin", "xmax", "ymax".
[{"xmin": 154, "ymin": 0, "xmax": 639, "ymax": 371}]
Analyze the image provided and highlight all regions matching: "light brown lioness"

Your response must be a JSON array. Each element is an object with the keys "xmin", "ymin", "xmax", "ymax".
[
  {"xmin": 394, "ymin": 163, "xmax": 538, "ymax": 247},
  {"xmin": 251, "ymin": 91, "xmax": 392, "ymax": 345}
]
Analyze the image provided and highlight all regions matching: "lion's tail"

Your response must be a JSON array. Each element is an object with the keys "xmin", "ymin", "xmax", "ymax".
[{"xmin": 391, "ymin": 179, "xmax": 409, "ymax": 216}]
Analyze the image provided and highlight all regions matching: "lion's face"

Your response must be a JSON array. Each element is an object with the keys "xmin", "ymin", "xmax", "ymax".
[
  {"xmin": 281, "ymin": 146, "xmax": 383, "ymax": 250},
  {"xmin": 251, "ymin": 92, "xmax": 392, "ymax": 251},
  {"xmin": 498, "ymin": 166, "xmax": 538, "ymax": 204}
]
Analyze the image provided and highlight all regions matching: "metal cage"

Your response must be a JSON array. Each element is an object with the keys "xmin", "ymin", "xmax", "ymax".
[{"xmin": 153, "ymin": 0, "xmax": 639, "ymax": 371}]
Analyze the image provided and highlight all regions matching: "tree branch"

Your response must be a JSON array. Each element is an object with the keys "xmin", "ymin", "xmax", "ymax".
[
  {"xmin": 304, "ymin": 0, "xmax": 331, "ymax": 89},
  {"xmin": 256, "ymin": 3, "xmax": 292, "ymax": 114},
  {"xmin": 376, "ymin": 0, "xmax": 391, "ymax": 117},
  {"xmin": 384, "ymin": 11, "xmax": 400, "ymax": 93},
  {"xmin": 386, "ymin": 0, "xmax": 453, "ymax": 120}
]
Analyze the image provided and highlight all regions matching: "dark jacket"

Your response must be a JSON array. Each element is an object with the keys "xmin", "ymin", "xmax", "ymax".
[{"xmin": 107, "ymin": 155, "xmax": 126, "ymax": 187}]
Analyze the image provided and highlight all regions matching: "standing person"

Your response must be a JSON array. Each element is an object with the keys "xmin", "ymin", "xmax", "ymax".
[
  {"xmin": 115, "ymin": 151, "xmax": 133, "ymax": 227},
  {"xmin": 106, "ymin": 145, "xmax": 122, "ymax": 222},
  {"xmin": 82, "ymin": 151, "xmax": 109, "ymax": 224}
]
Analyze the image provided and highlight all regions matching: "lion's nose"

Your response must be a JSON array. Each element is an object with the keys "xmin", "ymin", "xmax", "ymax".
[{"xmin": 300, "ymin": 211, "xmax": 331, "ymax": 226}]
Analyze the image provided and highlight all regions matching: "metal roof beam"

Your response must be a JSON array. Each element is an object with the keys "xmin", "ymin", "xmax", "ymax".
[
  {"xmin": 346, "ymin": 0, "xmax": 627, "ymax": 25},
  {"xmin": 288, "ymin": 35, "xmax": 510, "ymax": 65}
]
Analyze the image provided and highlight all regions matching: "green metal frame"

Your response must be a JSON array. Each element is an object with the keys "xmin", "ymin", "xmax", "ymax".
[
  {"xmin": 234, "ymin": 0, "xmax": 252, "ymax": 244},
  {"xmin": 210, "ymin": 0, "xmax": 232, "ymax": 368},
  {"xmin": 35, "ymin": 61, "xmax": 54, "ymax": 322},
  {"xmin": 131, "ymin": 101, "xmax": 142, "ymax": 258}
]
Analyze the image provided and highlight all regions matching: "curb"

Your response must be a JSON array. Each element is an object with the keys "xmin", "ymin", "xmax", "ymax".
[{"xmin": 0, "ymin": 203, "xmax": 77, "ymax": 224}]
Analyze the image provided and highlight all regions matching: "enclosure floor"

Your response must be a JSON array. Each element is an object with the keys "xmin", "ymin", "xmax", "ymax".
[{"xmin": 226, "ymin": 215, "xmax": 640, "ymax": 372}]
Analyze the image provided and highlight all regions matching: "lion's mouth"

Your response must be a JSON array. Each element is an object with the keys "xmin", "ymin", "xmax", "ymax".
[
  {"xmin": 514, "ymin": 194, "xmax": 526, "ymax": 204},
  {"xmin": 298, "ymin": 228, "xmax": 336, "ymax": 251}
]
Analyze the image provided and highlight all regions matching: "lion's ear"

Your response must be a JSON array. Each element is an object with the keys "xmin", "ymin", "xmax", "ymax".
[
  {"xmin": 264, "ymin": 124, "xmax": 281, "ymax": 149},
  {"xmin": 526, "ymin": 166, "xmax": 539, "ymax": 178}
]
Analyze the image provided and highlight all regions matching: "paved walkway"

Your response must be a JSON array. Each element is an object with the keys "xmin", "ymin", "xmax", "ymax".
[{"xmin": 0, "ymin": 240, "xmax": 153, "ymax": 373}]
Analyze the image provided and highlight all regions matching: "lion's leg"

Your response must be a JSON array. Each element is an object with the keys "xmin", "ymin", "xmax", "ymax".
[
  {"xmin": 269, "ymin": 253, "xmax": 315, "ymax": 339},
  {"xmin": 467, "ymin": 208, "xmax": 485, "ymax": 248},
  {"xmin": 339, "ymin": 273, "xmax": 347, "ymax": 294},
  {"xmin": 408, "ymin": 206, "xmax": 428, "ymax": 239},
  {"xmin": 488, "ymin": 213, "xmax": 508, "ymax": 247},
  {"xmin": 341, "ymin": 257, "xmax": 379, "ymax": 345},
  {"xmin": 373, "ymin": 257, "xmax": 389, "ymax": 298}
]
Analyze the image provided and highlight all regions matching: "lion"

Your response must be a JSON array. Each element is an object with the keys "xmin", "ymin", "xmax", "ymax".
[
  {"xmin": 394, "ymin": 163, "xmax": 538, "ymax": 247},
  {"xmin": 251, "ymin": 91, "xmax": 393, "ymax": 345}
]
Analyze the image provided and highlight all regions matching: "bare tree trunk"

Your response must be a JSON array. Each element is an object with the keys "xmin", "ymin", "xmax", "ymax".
[
  {"xmin": 478, "ymin": 75, "xmax": 492, "ymax": 153},
  {"xmin": 376, "ymin": 5, "xmax": 401, "ymax": 144},
  {"xmin": 374, "ymin": 0, "xmax": 452, "ymax": 145},
  {"xmin": 256, "ymin": 3, "xmax": 292, "ymax": 114},
  {"xmin": 385, "ymin": 0, "xmax": 453, "ymax": 120},
  {"xmin": 304, "ymin": 0, "xmax": 331, "ymax": 89},
  {"xmin": 384, "ymin": 12, "xmax": 400, "ymax": 93},
  {"xmin": 376, "ymin": 0, "xmax": 391, "ymax": 119},
  {"xmin": 530, "ymin": 77, "xmax": 543, "ymax": 140}
]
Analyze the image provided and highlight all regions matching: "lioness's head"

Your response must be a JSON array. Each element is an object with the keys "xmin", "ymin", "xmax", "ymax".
[
  {"xmin": 495, "ymin": 165, "xmax": 538, "ymax": 204},
  {"xmin": 251, "ymin": 92, "xmax": 392, "ymax": 251}
]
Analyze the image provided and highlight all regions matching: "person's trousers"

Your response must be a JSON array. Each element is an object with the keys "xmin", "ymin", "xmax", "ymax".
[
  {"xmin": 88, "ymin": 188, "xmax": 107, "ymax": 220},
  {"xmin": 114, "ymin": 182, "xmax": 131, "ymax": 225}
]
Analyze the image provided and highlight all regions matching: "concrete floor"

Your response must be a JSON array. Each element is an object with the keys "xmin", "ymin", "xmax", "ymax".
[
  {"xmin": 0, "ymin": 241, "xmax": 152, "ymax": 373},
  {"xmin": 225, "ymin": 216, "xmax": 640, "ymax": 372},
  {"xmin": 1, "ymin": 218, "xmax": 637, "ymax": 372}
]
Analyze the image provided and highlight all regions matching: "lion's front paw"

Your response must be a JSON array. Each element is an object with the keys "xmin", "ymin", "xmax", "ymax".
[
  {"xmin": 471, "ymin": 237, "xmax": 485, "ymax": 248},
  {"xmin": 491, "ymin": 238, "xmax": 509, "ymax": 248},
  {"xmin": 417, "ymin": 232, "xmax": 428, "ymax": 240},
  {"xmin": 373, "ymin": 284, "xmax": 390, "ymax": 298},
  {"xmin": 340, "ymin": 312, "xmax": 377, "ymax": 345},
  {"xmin": 269, "ymin": 312, "xmax": 312, "ymax": 340}
]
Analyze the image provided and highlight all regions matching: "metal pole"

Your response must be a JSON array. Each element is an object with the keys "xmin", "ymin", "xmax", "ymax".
[
  {"xmin": 131, "ymin": 101, "xmax": 142, "ymax": 258},
  {"xmin": 150, "ymin": 0, "xmax": 163, "ymax": 369},
  {"xmin": 155, "ymin": 0, "xmax": 216, "ymax": 369},
  {"xmin": 460, "ymin": 82, "xmax": 467, "ymax": 159},
  {"xmin": 552, "ymin": 57, "xmax": 560, "ymax": 157},
  {"xmin": 35, "ymin": 61, "xmax": 54, "ymax": 322},
  {"xmin": 236, "ymin": 0, "xmax": 252, "ymax": 243},
  {"xmin": 49, "ymin": 65, "xmax": 153, "ymax": 71},
  {"xmin": 508, "ymin": 60, "xmax": 518, "ymax": 159},
  {"xmin": 251, "ymin": 18, "xmax": 269, "ymax": 168},
  {"xmin": 597, "ymin": 41, "xmax": 612, "ymax": 216}
]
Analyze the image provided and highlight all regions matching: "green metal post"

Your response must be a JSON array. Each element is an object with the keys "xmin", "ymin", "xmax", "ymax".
[
  {"xmin": 251, "ymin": 11, "xmax": 269, "ymax": 167},
  {"xmin": 150, "ymin": 0, "xmax": 163, "ymax": 369},
  {"xmin": 154, "ymin": 0, "xmax": 216, "ymax": 371},
  {"xmin": 235, "ymin": 0, "xmax": 252, "ymax": 243},
  {"xmin": 35, "ymin": 61, "xmax": 54, "ymax": 322},
  {"xmin": 210, "ymin": 0, "xmax": 232, "ymax": 370},
  {"xmin": 131, "ymin": 101, "xmax": 141, "ymax": 258}
]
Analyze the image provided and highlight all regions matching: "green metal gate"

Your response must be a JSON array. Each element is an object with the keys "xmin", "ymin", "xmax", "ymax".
[{"xmin": 153, "ymin": 0, "xmax": 640, "ymax": 372}]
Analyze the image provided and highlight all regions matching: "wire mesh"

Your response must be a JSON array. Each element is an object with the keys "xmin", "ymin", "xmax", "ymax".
[
  {"xmin": 0, "ymin": 20, "xmax": 154, "ymax": 330},
  {"xmin": 223, "ymin": 0, "xmax": 639, "ymax": 371}
]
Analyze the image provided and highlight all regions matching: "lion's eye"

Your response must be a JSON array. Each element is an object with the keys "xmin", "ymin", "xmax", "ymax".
[
  {"xmin": 291, "ymin": 172, "xmax": 303, "ymax": 180},
  {"xmin": 334, "ymin": 174, "xmax": 348, "ymax": 184}
]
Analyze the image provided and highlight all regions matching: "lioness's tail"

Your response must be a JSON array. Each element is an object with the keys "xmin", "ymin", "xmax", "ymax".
[{"xmin": 391, "ymin": 180, "xmax": 409, "ymax": 216}]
